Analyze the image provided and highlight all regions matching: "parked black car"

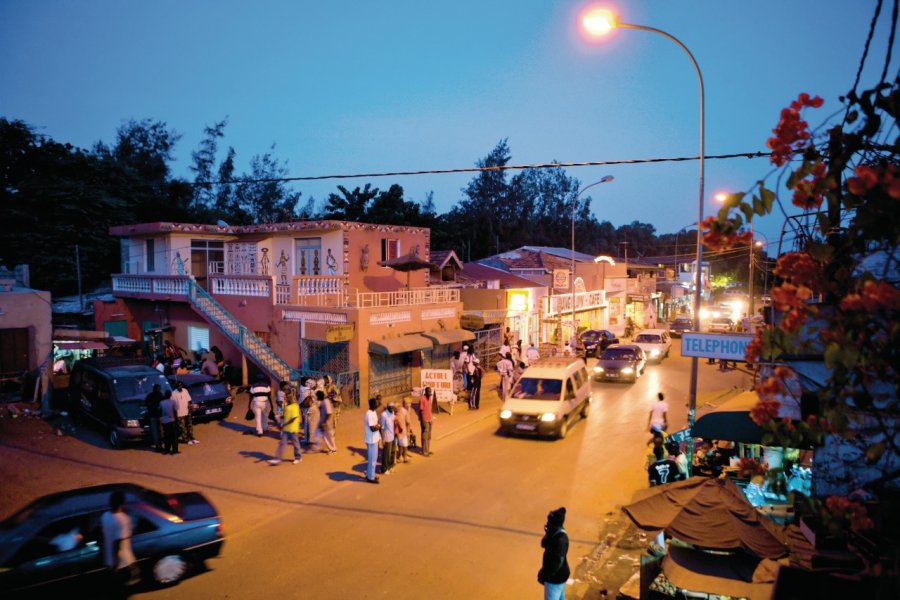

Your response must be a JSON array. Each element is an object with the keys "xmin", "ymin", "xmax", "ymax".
[
  {"xmin": 0, "ymin": 483, "xmax": 224, "ymax": 594},
  {"xmin": 69, "ymin": 358, "xmax": 172, "ymax": 448},
  {"xmin": 669, "ymin": 316, "xmax": 694, "ymax": 337},
  {"xmin": 579, "ymin": 329, "xmax": 619, "ymax": 357},
  {"xmin": 166, "ymin": 374, "xmax": 233, "ymax": 422},
  {"xmin": 592, "ymin": 344, "xmax": 646, "ymax": 382}
]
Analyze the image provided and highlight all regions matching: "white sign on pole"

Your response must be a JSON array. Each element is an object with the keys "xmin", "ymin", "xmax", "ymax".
[{"xmin": 680, "ymin": 332, "xmax": 754, "ymax": 361}]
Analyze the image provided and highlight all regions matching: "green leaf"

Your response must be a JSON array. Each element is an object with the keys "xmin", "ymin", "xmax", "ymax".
[
  {"xmin": 824, "ymin": 343, "xmax": 841, "ymax": 368},
  {"xmin": 759, "ymin": 187, "xmax": 775, "ymax": 213},
  {"xmin": 740, "ymin": 202, "xmax": 754, "ymax": 223}
]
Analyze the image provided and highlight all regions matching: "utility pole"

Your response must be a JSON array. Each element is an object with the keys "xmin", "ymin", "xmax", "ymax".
[
  {"xmin": 748, "ymin": 223, "xmax": 755, "ymax": 315},
  {"xmin": 75, "ymin": 245, "xmax": 83, "ymax": 312}
]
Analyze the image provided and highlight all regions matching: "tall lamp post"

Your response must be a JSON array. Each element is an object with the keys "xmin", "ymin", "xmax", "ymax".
[
  {"xmin": 582, "ymin": 8, "xmax": 705, "ymax": 466},
  {"xmin": 572, "ymin": 176, "xmax": 615, "ymax": 348}
]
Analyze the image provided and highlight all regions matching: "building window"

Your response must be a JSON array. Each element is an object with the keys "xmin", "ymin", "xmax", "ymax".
[
  {"xmin": 145, "ymin": 239, "xmax": 156, "ymax": 272},
  {"xmin": 381, "ymin": 239, "xmax": 400, "ymax": 262},
  {"xmin": 295, "ymin": 237, "xmax": 322, "ymax": 276},
  {"xmin": 190, "ymin": 240, "xmax": 225, "ymax": 278}
]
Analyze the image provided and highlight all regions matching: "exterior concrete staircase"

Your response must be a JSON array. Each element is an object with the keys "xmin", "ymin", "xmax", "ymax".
[{"xmin": 186, "ymin": 279, "xmax": 300, "ymax": 382}]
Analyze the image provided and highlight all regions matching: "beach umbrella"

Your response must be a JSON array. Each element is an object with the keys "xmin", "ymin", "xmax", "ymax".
[{"xmin": 622, "ymin": 477, "xmax": 789, "ymax": 559}]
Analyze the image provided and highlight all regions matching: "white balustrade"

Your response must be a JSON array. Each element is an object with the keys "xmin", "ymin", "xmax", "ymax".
[{"xmin": 211, "ymin": 276, "xmax": 271, "ymax": 298}]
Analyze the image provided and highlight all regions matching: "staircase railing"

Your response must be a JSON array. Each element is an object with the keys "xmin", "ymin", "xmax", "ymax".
[{"xmin": 186, "ymin": 279, "xmax": 300, "ymax": 382}]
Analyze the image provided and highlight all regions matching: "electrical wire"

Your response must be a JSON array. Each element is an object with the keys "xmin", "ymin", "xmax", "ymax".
[{"xmin": 193, "ymin": 151, "xmax": 770, "ymax": 187}]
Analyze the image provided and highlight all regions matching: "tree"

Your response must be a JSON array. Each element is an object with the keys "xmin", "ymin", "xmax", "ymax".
[
  {"xmin": 233, "ymin": 147, "xmax": 302, "ymax": 224},
  {"xmin": 322, "ymin": 184, "xmax": 379, "ymax": 221},
  {"xmin": 707, "ymin": 55, "xmax": 898, "ymax": 585},
  {"xmin": 190, "ymin": 118, "xmax": 228, "ymax": 213},
  {"xmin": 367, "ymin": 184, "xmax": 423, "ymax": 225}
]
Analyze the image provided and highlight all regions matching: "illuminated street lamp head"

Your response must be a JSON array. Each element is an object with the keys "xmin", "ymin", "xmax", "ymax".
[
  {"xmin": 715, "ymin": 192, "xmax": 728, "ymax": 202},
  {"xmin": 600, "ymin": 175, "xmax": 614, "ymax": 183},
  {"xmin": 582, "ymin": 8, "xmax": 617, "ymax": 36}
]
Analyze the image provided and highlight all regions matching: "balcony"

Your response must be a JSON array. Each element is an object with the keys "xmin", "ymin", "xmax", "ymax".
[{"xmin": 111, "ymin": 274, "xmax": 459, "ymax": 308}]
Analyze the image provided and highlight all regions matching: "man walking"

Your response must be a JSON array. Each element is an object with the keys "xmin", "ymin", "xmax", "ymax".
[
  {"xmin": 249, "ymin": 374, "xmax": 273, "ymax": 437},
  {"xmin": 364, "ymin": 397, "xmax": 382, "ymax": 483},
  {"xmin": 101, "ymin": 490, "xmax": 137, "ymax": 597},
  {"xmin": 538, "ymin": 507, "xmax": 570, "ymax": 600},
  {"xmin": 525, "ymin": 342, "xmax": 541, "ymax": 365},
  {"xmin": 497, "ymin": 352, "xmax": 514, "ymax": 401},
  {"xmin": 268, "ymin": 392, "xmax": 302, "ymax": 465},
  {"xmin": 647, "ymin": 392, "xmax": 669, "ymax": 434},
  {"xmin": 418, "ymin": 387, "xmax": 434, "ymax": 456}
]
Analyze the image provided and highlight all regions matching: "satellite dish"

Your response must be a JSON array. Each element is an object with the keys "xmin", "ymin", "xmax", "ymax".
[{"xmin": 216, "ymin": 220, "xmax": 229, "ymax": 227}]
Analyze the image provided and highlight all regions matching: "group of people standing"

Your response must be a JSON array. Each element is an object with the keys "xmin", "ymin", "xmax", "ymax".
[
  {"xmin": 363, "ymin": 387, "xmax": 434, "ymax": 484},
  {"xmin": 144, "ymin": 381, "xmax": 199, "ymax": 455}
]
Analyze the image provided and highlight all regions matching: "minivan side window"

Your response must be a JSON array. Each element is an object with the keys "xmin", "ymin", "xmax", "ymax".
[{"xmin": 566, "ymin": 379, "xmax": 575, "ymax": 399}]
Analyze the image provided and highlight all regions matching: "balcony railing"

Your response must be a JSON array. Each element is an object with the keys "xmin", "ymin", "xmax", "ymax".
[{"xmin": 112, "ymin": 275, "xmax": 460, "ymax": 309}]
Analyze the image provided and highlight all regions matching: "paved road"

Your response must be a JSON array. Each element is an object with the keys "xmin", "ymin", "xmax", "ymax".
[{"xmin": 0, "ymin": 342, "xmax": 752, "ymax": 599}]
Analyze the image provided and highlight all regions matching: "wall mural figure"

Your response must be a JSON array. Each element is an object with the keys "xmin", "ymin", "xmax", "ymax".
[
  {"xmin": 313, "ymin": 249, "xmax": 320, "ymax": 275},
  {"xmin": 276, "ymin": 250, "xmax": 290, "ymax": 285},
  {"xmin": 260, "ymin": 248, "xmax": 270, "ymax": 275},
  {"xmin": 326, "ymin": 248, "xmax": 337, "ymax": 275},
  {"xmin": 360, "ymin": 244, "xmax": 369, "ymax": 272},
  {"xmin": 412, "ymin": 244, "xmax": 420, "ymax": 257},
  {"xmin": 173, "ymin": 251, "xmax": 187, "ymax": 276}
]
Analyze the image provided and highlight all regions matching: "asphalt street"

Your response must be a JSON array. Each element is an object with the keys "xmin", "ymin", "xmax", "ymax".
[{"xmin": 0, "ymin": 340, "xmax": 752, "ymax": 599}]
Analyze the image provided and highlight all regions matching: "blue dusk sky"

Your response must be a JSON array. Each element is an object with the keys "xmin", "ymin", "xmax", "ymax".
[{"xmin": 1, "ymin": 1, "xmax": 895, "ymax": 249}]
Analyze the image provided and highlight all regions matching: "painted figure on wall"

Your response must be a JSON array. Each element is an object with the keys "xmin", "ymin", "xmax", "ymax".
[
  {"xmin": 173, "ymin": 251, "xmax": 186, "ymax": 276},
  {"xmin": 276, "ymin": 250, "xmax": 290, "ymax": 285},
  {"xmin": 360, "ymin": 244, "xmax": 369, "ymax": 272},
  {"xmin": 326, "ymin": 249, "xmax": 337, "ymax": 275},
  {"xmin": 260, "ymin": 248, "xmax": 270, "ymax": 275},
  {"xmin": 313, "ymin": 249, "xmax": 320, "ymax": 275}
]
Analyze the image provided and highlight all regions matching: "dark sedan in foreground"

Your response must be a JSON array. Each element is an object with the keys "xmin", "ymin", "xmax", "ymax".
[
  {"xmin": 579, "ymin": 329, "xmax": 619, "ymax": 357},
  {"xmin": 0, "ymin": 483, "xmax": 224, "ymax": 594},
  {"xmin": 592, "ymin": 344, "xmax": 647, "ymax": 382}
]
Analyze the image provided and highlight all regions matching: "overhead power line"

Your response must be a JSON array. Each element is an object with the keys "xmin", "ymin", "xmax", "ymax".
[{"xmin": 195, "ymin": 151, "xmax": 770, "ymax": 186}]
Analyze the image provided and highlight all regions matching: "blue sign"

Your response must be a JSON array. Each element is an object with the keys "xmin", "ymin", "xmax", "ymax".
[{"xmin": 680, "ymin": 332, "xmax": 753, "ymax": 360}]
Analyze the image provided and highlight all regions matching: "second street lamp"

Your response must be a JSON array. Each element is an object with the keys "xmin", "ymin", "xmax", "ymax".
[
  {"xmin": 582, "ymin": 6, "xmax": 705, "ymax": 468},
  {"xmin": 571, "ymin": 176, "xmax": 614, "ymax": 350}
]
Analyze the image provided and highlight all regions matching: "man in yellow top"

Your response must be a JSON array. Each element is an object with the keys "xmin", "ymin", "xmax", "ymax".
[{"xmin": 268, "ymin": 390, "xmax": 302, "ymax": 465}]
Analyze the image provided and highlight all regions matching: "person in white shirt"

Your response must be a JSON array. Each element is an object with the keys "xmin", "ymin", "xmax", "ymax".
[
  {"xmin": 562, "ymin": 341, "xmax": 574, "ymax": 357},
  {"xmin": 525, "ymin": 342, "xmax": 541, "ymax": 365},
  {"xmin": 647, "ymin": 392, "xmax": 669, "ymax": 434},
  {"xmin": 171, "ymin": 381, "xmax": 198, "ymax": 445},
  {"xmin": 364, "ymin": 397, "xmax": 382, "ymax": 483},
  {"xmin": 101, "ymin": 490, "xmax": 136, "ymax": 592},
  {"xmin": 497, "ymin": 353, "xmax": 515, "ymax": 401}
]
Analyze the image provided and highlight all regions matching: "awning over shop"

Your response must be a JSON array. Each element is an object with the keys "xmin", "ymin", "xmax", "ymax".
[
  {"xmin": 421, "ymin": 329, "xmax": 475, "ymax": 346},
  {"xmin": 692, "ymin": 392, "xmax": 766, "ymax": 444},
  {"xmin": 369, "ymin": 335, "xmax": 433, "ymax": 355},
  {"xmin": 662, "ymin": 545, "xmax": 775, "ymax": 600},
  {"xmin": 54, "ymin": 341, "xmax": 108, "ymax": 350}
]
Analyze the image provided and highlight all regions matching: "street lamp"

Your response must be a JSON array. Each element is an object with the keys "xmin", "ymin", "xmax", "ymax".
[
  {"xmin": 571, "ymin": 176, "xmax": 615, "ymax": 349},
  {"xmin": 582, "ymin": 7, "xmax": 705, "ymax": 466}
]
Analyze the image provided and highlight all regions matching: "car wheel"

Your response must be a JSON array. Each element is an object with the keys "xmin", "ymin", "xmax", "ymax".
[
  {"xmin": 580, "ymin": 401, "xmax": 590, "ymax": 419},
  {"xmin": 557, "ymin": 419, "xmax": 568, "ymax": 440},
  {"xmin": 109, "ymin": 428, "xmax": 122, "ymax": 449},
  {"xmin": 153, "ymin": 554, "xmax": 188, "ymax": 584}
]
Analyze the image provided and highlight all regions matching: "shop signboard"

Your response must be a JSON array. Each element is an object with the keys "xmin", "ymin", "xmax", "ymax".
[
  {"xmin": 325, "ymin": 324, "xmax": 354, "ymax": 343},
  {"xmin": 421, "ymin": 369, "xmax": 454, "ymax": 402},
  {"xmin": 459, "ymin": 314, "xmax": 485, "ymax": 330},
  {"xmin": 553, "ymin": 269, "xmax": 570, "ymax": 291},
  {"xmin": 681, "ymin": 332, "xmax": 754, "ymax": 360}
]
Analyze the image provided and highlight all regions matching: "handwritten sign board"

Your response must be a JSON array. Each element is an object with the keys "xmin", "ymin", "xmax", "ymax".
[
  {"xmin": 421, "ymin": 369, "xmax": 454, "ymax": 401},
  {"xmin": 325, "ymin": 324, "xmax": 354, "ymax": 343}
]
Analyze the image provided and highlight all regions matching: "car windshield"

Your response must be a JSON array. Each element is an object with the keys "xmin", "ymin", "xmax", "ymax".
[
  {"xmin": 713, "ymin": 319, "xmax": 731, "ymax": 324},
  {"xmin": 581, "ymin": 331, "xmax": 599, "ymax": 341},
  {"xmin": 674, "ymin": 319, "xmax": 691, "ymax": 326},
  {"xmin": 600, "ymin": 348, "xmax": 637, "ymax": 360},
  {"xmin": 511, "ymin": 377, "xmax": 562, "ymax": 400},
  {"xmin": 113, "ymin": 373, "xmax": 169, "ymax": 403},
  {"xmin": 635, "ymin": 334, "xmax": 662, "ymax": 344},
  {"xmin": 186, "ymin": 380, "xmax": 228, "ymax": 400}
]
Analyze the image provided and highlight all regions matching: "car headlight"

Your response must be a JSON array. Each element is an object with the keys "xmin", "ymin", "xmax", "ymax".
[
  {"xmin": 500, "ymin": 409, "xmax": 512, "ymax": 420},
  {"xmin": 594, "ymin": 366, "xmax": 604, "ymax": 374},
  {"xmin": 650, "ymin": 349, "xmax": 660, "ymax": 357},
  {"xmin": 622, "ymin": 367, "xmax": 634, "ymax": 375},
  {"xmin": 125, "ymin": 419, "xmax": 140, "ymax": 428},
  {"xmin": 540, "ymin": 413, "xmax": 557, "ymax": 422},
  {"xmin": 225, "ymin": 397, "xmax": 233, "ymax": 404}
]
